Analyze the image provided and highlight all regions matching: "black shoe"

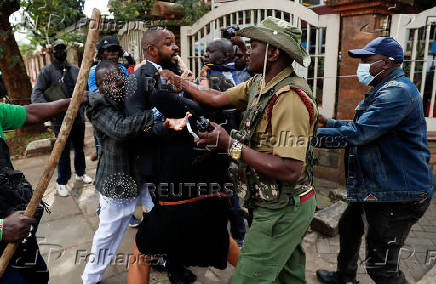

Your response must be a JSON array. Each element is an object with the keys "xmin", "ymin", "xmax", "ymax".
[
  {"xmin": 168, "ymin": 267, "xmax": 197, "ymax": 284},
  {"xmin": 316, "ymin": 270, "xmax": 359, "ymax": 284},
  {"xmin": 151, "ymin": 262, "xmax": 167, "ymax": 272},
  {"xmin": 183, "ymin": 267, "xmax": 197, "ymax": 283},
  {"xmin": 236, "ymin": 238, "xmax": 244, "ymax": 248}
]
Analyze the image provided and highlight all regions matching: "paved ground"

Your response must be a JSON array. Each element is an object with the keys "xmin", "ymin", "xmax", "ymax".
[{"xmin": 11, "ymin": 154, "xmax": 436, "ymax": 284}]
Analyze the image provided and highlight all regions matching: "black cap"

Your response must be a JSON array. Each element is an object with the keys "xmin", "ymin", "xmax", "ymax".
[
  {"xmin": 52, "ymin": 39, "xmax": 66, "ymax": 49},
  {"xmin": 97, "ymin": 36, "xmax": 122, "ymax": 51}
]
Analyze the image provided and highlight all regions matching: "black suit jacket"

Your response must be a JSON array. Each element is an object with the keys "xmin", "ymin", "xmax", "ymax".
[{"xmin": 124, "ymin": 61, "xmax": 204, "ymax": 186}]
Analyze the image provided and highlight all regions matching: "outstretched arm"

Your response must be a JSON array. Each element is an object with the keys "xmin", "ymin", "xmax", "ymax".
[
  {"xmin": 24, "ymin": 93, "xmax": 88, "ymax": 126},
  {"xmin": 149, "ymin": 88, "xmax": 204, "ymax": 118},
  {"xmin": 88, "ymin": 105, "xmax": 154, "ymax": 142},
  {"xmin": 317, "ymin": 86, "xmax": 413, "ymax": 147},
  {"xmin": 24, "ymin": 99, "xmax": 71, "ymax": 126},
  {"xmin": 196, "ymin": 122, "xmax": 303, "ymax": 184},
  {"xmin": 159, "ymin": 70, "xmax": 232, "ymax": 108}
]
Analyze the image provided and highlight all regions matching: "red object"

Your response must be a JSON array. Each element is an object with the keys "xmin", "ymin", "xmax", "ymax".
[
  {"xmin": 300, "ymin": 189, "xmax": 315, "ymax": 203},
  {"xmin": 158, "ymin": 192, "xmax": 229, "ymax": 206},
  {"xmin": 426, "ymin": 103, "xmax": 436, "ymax": 117},
  {"xmin": 266, "ymin": 86, "xmax": 315, "ymax": 132},
  {"xmin": 127, "ymin": 65, "xmax": 135, "ymax": 75}
]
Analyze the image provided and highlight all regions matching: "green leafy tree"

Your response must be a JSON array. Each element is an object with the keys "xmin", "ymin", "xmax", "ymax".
[
  {"xmin": 0, "ymin": 0, "xmax": 84, "ymax": 105},
  {"xmin": 177, "ymin": 0, "xmax": 209, "ymax": 24},
  {"xmin": 109, "ymin": 0, "xmax": 156, "ymax": 23},
  {"xmin": 0, "ymin": 0, "xmax": 32, "ymax": 105},
  {"xmin": 20, "ymin": 0, "xmax": 85, "ymax": 47},
  {"xmin": 109, "ymin": 0, "xmax": 209, "ymax": 25}
]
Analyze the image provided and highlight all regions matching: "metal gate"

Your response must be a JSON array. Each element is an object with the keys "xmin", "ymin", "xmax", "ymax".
[
  {"xmin": 180, "ymin": 0, "xmax": 340, "ymax": 117},
  {"xmin": 391, "ymin": 6, "xmax": 436, "ymax": 131}
]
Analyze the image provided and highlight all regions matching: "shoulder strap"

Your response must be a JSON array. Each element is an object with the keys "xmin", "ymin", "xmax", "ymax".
[
  {"xmin": 265, "ymin": 76, "xmax": 316, "ymax": 132},
  {"xmin": 59, "ymin": 68, "xmax": 67, "ymax": 83}
]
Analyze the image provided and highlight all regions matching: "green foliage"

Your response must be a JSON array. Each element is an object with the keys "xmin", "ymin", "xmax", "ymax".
[
  {"xmin": 60, "ymin": 31, "xmax": 86, "ymax": 49},
  {"xmin": 108, "ymin": 0, "xmax": 210, "ymax": 26},
  {"xmin": 109, "ymin": 0, "xmax": 156, "ymax": 22},
  {"xmin": 18, "ymin": 0, "xmax": 85, "ymax": 47},
  {"xmin": 176, "ymin": 0, "xmax": 209, "ymax": 25}
]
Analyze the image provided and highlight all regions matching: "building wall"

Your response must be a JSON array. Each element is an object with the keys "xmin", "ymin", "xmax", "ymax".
[
  {"xmin": 118, "ymin": 21, "xmax": 181, "ymax": 64},
  {"xmin": 428, "ymin": 136, "xmax": 436, "ymax": 186},
  {"xmin": 335, "ymin": 13, "xmax": 389, "ymax": 120}
]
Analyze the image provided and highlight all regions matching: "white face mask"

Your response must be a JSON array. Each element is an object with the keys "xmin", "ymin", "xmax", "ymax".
[{"xmin": 356, "ymin": 60, "xmax": 384, "ymax": 86}]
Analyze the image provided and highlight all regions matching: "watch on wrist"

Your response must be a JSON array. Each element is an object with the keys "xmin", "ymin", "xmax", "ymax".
[{"xmin": 228, "ymin": 139, "xmax": 243, "ymax": 160}]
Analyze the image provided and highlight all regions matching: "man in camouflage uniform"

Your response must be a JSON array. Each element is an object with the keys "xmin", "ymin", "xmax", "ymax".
[{"xmin": 160, "ymin": 17, "xmax": 318, "ymax": 283}]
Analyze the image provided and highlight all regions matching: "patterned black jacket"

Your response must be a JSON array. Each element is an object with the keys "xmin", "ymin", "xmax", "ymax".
[{"xmin": 86, "ymin": 92, "xmax": 153, "ymax": 196}]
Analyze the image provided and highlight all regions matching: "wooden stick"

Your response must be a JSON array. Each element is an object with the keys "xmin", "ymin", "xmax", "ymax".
[{"xmin": 0, "ymin": 9, "xmax": 101, "ymax": 277}]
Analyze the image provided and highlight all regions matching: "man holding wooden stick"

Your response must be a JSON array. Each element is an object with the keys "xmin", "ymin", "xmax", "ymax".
[
  {"xmin": 0, "ymin": 8, "xmax": 102, "ymax": 280},
  {"xmin": 0, "ymin": 98, "xmax": 87, "ymax": 283}
]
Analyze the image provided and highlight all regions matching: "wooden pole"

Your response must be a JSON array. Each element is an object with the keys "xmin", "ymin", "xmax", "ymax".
[{"xmin": 0, "ymin": 9, "xmax": 101, "ymax": 276}]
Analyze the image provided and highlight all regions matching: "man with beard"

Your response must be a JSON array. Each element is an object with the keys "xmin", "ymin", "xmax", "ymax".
[
  {"xmin": 160, "ymin": 17, "xmax": 318, "ymax": 283},
  {"xmin": 125, "ymin": 27, "xmax": 238, "ymax": 284},
  {"xmin": 31, "ymin": 40, "xmax": 92, "ymax": 197},
  {"xmin": 81, "ymin": 60, "xmax": 187, "ymax": 284}
]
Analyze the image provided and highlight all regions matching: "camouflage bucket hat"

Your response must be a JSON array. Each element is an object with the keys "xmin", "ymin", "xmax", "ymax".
[{"xmin": 237, "ymin": 16, "xmax": 311, "ymax": 67}]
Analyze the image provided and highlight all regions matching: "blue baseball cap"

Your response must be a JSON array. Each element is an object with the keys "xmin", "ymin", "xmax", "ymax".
[{"xmin": 348, "ymin": 37, "xmax": 404, "ymax": 63}]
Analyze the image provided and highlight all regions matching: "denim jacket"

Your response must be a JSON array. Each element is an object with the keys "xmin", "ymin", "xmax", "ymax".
[{"xmin": 317, "ymin": 67, "xmax": 434, "ymax": 202}]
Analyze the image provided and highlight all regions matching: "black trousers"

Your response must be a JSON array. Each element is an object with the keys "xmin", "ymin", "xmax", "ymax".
[
  {"xmin": 337, "ymin": 199, "xmax": 431, "ymax": 284},
  {"xmin": 53, "ymin": 122, "xmax": 86, "ymax": 185}
]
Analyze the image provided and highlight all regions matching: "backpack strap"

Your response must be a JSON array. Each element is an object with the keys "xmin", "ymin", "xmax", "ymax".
[{"xmin": 59, "ymin": 68, "xmax": 67, "ymax": 83}]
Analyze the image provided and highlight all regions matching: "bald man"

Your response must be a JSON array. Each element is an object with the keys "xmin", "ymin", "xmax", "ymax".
[
  {"xmin": 124, "ymin": 27, "xmax": 182, "ymax": 188},
  {"xmin": 203, "ymin": 39, "xmax": 234, "ymax": 65},
  {"xmin": 200, "ymin": 38, "xmax": 251, "ymax": 91}
]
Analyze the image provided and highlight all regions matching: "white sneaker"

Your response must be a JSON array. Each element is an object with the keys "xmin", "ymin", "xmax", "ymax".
[
  {"xmin": 56, "ymin": 184, "xmax": 70, "ymax": 197},
  {"xmin": 76, "ymin": 174, "xmax": 93, "ymax": 184}
]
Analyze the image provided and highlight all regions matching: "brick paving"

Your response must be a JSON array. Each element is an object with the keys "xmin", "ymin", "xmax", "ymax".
[
  {"xmin": 10, "ymin": 154, "xmax": 436, "ymax": 283},
  {"xmin": 304, "ymin": 179, "xmax": 436, "ymax": 284}
]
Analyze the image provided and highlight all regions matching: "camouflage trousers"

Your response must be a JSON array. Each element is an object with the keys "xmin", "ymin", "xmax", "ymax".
[{"xmin": 232, "ymin": 194, "xmax": 316, "ymax": 284}]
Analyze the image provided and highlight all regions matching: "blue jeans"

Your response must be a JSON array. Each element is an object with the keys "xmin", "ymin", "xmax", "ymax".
[{"xmin": 53, "ymin": 122, "xmax": 86, "ymax": 185}]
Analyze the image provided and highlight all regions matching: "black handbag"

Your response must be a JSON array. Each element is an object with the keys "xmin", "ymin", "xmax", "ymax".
[{"xmin": 43, "ymin": 69, "xmax": 67, "ymax": 102}]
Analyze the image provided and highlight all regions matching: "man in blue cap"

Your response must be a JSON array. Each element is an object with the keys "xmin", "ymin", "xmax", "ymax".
[{"xmin": 316, "ymin": 37, "xmax": 433, "ymax": 284}]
